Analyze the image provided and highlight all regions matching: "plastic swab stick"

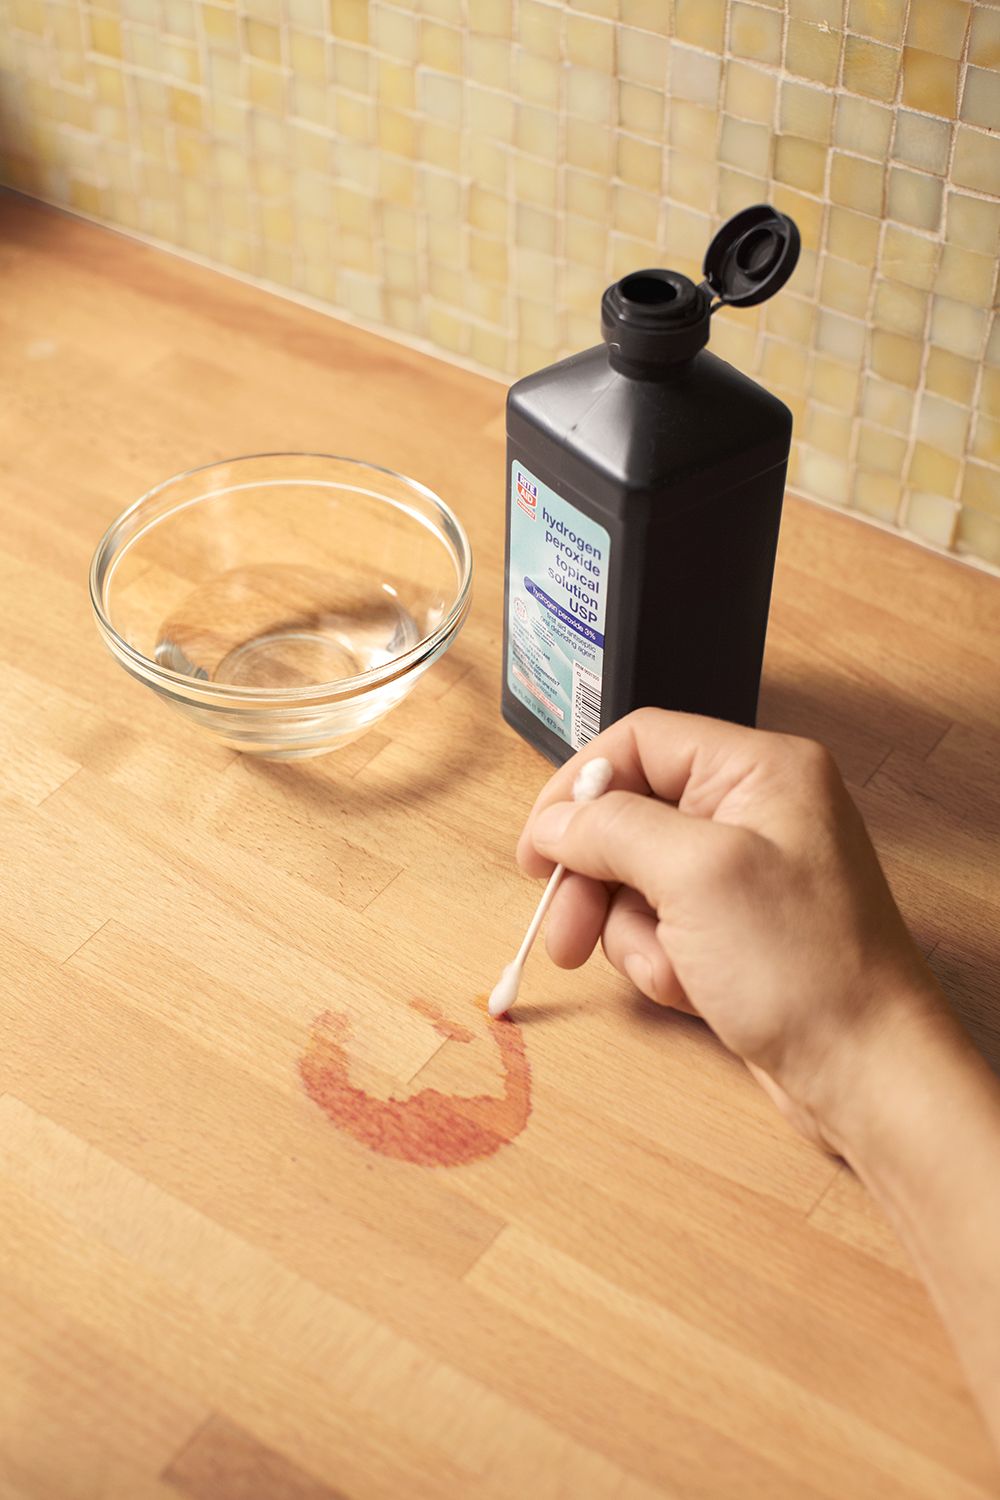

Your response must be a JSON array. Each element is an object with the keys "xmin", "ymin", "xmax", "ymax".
[{"xmin": 488, "ymin": 756, "xmax": 614, "ymax": 1019}]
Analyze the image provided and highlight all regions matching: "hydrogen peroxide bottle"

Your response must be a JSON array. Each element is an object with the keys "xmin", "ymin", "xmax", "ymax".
[{"xmin": 501, "ymin": 204, "xmax": 801, "ymax": 765}]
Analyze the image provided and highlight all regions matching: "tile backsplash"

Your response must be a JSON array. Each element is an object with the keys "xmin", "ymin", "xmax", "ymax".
[{"xmin": 1, "ymin": 0, "xmax": 998, "ymax": 566}]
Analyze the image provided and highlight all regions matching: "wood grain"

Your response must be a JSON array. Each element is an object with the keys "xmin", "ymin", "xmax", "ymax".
[{"xmin": 1, "ymin": 192, "xmax": 999, "ymax": 1499}]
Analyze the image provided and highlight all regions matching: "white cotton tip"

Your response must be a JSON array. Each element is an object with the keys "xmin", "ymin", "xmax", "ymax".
[
  {"xmin": 488, "ymin": 961, "xmax": 522, "ymax": 1018},
  {"xmin": 572, "ymin": 755, "xmax": 613, "ymax": 803}
]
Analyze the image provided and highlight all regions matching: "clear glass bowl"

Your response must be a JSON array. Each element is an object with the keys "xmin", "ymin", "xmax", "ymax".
[{"xmin": 89, "ymin": 454, "xmax": 473, "ymax": 759}]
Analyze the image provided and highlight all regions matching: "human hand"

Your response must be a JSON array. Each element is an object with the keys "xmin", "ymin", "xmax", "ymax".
[{"xmin": 517, "ymin": 709, "xmax": 951, "ymax": 1148}]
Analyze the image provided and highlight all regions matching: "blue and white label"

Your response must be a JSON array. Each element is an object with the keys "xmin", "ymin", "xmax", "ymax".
[{"xmin": 507, "ymin": 460, "xmax": 610, "ymax": 751}]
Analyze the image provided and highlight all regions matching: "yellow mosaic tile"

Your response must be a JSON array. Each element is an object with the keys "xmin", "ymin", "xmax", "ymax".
[
  {"xmin": 803, "ymin": 405, "xmax": 853, "ymax": 455},
  {"xmin": 821, "ymin": 257, "xmax": 872, "ymax": 319},
  {"xmin": 905, "ymin": 491, "xmax": 959, "ymax": 548},
  {"xmin": 906, "ymin": 0, "xmax": 971, "ymax": 60},
  {"xmin": 908, "ymin": 442, "xmax": 961, "ymax": 497},
  {"xmin": 893, "ymin": 112, "xmax": 951, "ymax": 176},
  {"xmin": 962, "ymin": 461, "xmax": 1000, "ymax": 517},
  {"xmin": 874, "ymin": 279, "xmax": 928, "ymax": 338},
  {"xmin": 842, "ymin": 36, "xmax": 899, "ymax": 102},
  {"xmin": 468, "ymin": 0, "xmax": 512, "ymax": 40},
  {"xmin": 4, "ymin": 0, "xmax": 999, "ymax": 572},
  {"xmin": 724, "ymin": 61, "xmax": 777, "ymax": 125},
  {"xmin": 420, "ymin": 21, "xmax": 461, "ymax": 73},
  {"xmin": 812, "ymin": 356, "xmax": 861, "ymax": 411},
  {"xmin": 926, "ymin": 347, "xmax": 979, "ymax": 405},
  {"xmin": 618, "ymin": 82, "xmax": 665, "ymax": 138},
  {"xmin": 830, "ymin": 152, "xmax": 884, "ymax": 217},
  {"xmin": 721, "ymin": 118, "xmax": 772, "ymax": 179},
  {"xmin": 89, "ymin": 14, "xmax": 123, "ymax": 56},
  {"xmin": 669, "ymin": 101, "xmax": 717, "ymax": 161},
  {"xmin": 862, "ymin": 375, "xmax": 914, "ymax": 432},
  {"xmin": 887, "ymin": 166, "xmax": 943, "ymax": 232},
  {"xmin": 718, "ymin": 167, "xmax": 769, "ymax": 219},
  {"xmin": 936, "ymin": 245, "xmax": 997, "ymax": 307},
  {"xmin": 971, "ymin": 415, "xmax": 1000, "ymax": 466},
  {"xmin": 946, "ymin": 190, "xmax": 1000, "ymax": 253},
  {"xmin": 930, "ymin": 295, "xmax": 988, "ymax": 360},
  {"xmin": 518, "ymin": 52, "xmax": 559, "ymax": 106},
  {"xmin": 787, "ymin": 20, "xmax": 841, "ymax": 85},
  {"xmin": 817, "ymin": 307, "xmax": 867, "ymax": 364},
  {"xmin": 774, "ymin": 136, "xmax": 826, "ymax": 195},
  {"xmin": 617, "ymin": 26, "xmax": 667, "ymax": 90},
  {"xmin": 617, "ymin": 134, "xmax": 662, "ymax": 193},
  {"xmin": 953, "ymin": 123, "xmax": 1000, "ymax": 198},
  {"xmin": 566, "ymin": 13, "xmax": 614, "ymax": 72},
  {"xmin": 675, "ymin": 0, "xmax": 725, "ymax": 52},
  {"xmin": 854, "ymin": 471, "xmax": 903, "ymax": 522},
  {"xmin": 619, "ymin": 0, "xmax": 670, "ymax": 33},
  {"xmin": 882, "ymin": 222, "xmax": 940, "ymax": 290},
  {"xmin": 780, "ymin": 81, "xmax": 835, "ymax": 144},
  {"xmin": 796, "ymin": 448, "xmax": 851, "ymax": 505},
  {"xmin": 981, "ymin": 367, "xmax": 1000, "ymax": 419},
  {"xmin": 521, "ymin": 108, "xmax": 560, "ymax": 163},
  {"xmin": 871, "ymin": 329, "xmax": 923, "ymax": 385},
  {"xmin": 730, "ymin": 4, "xmax": 783, "ymax": 67},
  {"xmin": 957, "ymin": 510, "xmax": 1000, "ymax": 566},
  {"xmin": 848, "ymin": 0, "xmax": 906, "ymax": 45},
  {"xmin": 518, "ymin": 0, "xmax": 560, "ymax": 57},
  {"xmin": 902, "ymin": 49, "xmax": 959, "ymax": 117},
  {"xmin": 331, "ymin": 41, "xmax": 369, "ymax": 91},
  {"xmin": 918, "ymin": 391, "xmax": 972, "ymax": 454},
  {"xmin": 670, "ymin": 46, "xmax": 723, "ymax": 109},
  {"xmin": 332, "ymin": 0, "xmax": 367, "ymax": 41},
  {"xmin": 827, "ymin": 205, "xmax": 881, "ymax": 266},
  {"xmin": 667, "ymin": 152, "xmax": 713, "ymax": 209},
  {"xmin": 969, "ymin": 7, "xmax": 1000, "ymax": 68},
  {"xmin": 858, "ymin": 422, "xmax": 908, "ymax": 475},
  {"xmin": 564, "ymin": 119, "xmax": 613, "ymax": 176},
  {"xmin": 566, "ymin": 67, "xmax": 615, "ymax": 124}
]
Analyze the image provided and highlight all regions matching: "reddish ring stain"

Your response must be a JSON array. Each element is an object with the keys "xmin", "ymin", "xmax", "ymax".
[{"xmin": 299, "ymin": 997, "xmax": 531, "ymax": 1167}]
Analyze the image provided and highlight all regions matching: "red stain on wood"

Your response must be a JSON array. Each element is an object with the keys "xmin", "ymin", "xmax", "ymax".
[{"xmin": 299, "ymin": 999, "xmax": 531, "ymax": 1167}]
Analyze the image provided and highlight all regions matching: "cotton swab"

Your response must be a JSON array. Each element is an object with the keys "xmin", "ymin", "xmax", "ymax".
[{"xmin": 488, "ymin": 755, "xmax": 614, "ymax": 1019}]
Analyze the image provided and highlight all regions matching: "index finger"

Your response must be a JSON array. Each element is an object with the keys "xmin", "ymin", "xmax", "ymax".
[{"xmin": 516, "ymin": 707, "xmax": 768, "ymax": 876}]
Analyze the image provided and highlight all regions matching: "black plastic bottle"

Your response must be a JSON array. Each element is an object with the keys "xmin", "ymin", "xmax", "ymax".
[{"xmin": 501, "ymin": 204, "xmax": 801, "ymax": 765}]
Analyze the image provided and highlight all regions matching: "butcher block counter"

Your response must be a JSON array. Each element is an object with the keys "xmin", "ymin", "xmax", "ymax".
[{"xmin": 1, "ymin": 192, "xmax": 999, "ymax": 1500}]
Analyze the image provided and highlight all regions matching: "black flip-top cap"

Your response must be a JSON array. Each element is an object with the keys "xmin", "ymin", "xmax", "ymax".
[{"xmin": 702, "ymin": 204, "xmax": 800, "ymax": 308}]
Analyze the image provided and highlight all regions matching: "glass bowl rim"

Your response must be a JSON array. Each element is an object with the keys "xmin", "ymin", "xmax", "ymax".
[{"xmin": 89, "ymin": 451, "xmax": 474, "ymax": 706}]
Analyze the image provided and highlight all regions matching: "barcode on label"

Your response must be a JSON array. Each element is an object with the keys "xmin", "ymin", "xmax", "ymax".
[{"xmin": 571, "ymin": 662, "xmax": 602, "ymax": 750}]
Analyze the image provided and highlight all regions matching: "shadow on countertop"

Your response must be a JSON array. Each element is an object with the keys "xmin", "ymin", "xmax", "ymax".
[{"xmin": 759, "ymin": 665, "xmax": 1000, "ymax": 1076}]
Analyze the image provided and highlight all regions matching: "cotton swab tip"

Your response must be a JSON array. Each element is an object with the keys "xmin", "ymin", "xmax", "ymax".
[
  {"xmin": 488, "ymin": 757, "xmax": 614, "ymax": 1022},
  {"xmin": 488, "ymin": 961, "xmax": 522, "ymax": 1018},
  {"xmin": 572, "ymin": 755, "xmax": 613, "ymax": 803}
]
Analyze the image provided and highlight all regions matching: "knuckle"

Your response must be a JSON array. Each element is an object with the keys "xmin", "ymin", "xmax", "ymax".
[
  {"xmin": 780, "ymin": 733, "xmax": 840, "ymax": 786},
  {"xmin": 627, "ymin": 706, "xmax": 666, "ymax": 734},
  {"xmin": 591, "ymin": 789, "xmax": 639, "ymax": 843},
  {"xmin": 700, "ymin": 827, "xmax": 762, "ymax": 889}
]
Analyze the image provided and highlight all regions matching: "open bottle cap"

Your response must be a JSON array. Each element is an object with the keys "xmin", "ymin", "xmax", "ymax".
[{"xmin": 702, "ymin": 204, "xmax": 800, "ymax": 308}]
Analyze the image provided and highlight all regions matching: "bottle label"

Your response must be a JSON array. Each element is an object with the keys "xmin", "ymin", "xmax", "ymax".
[{"xmin": 506, "ymin": 460, "xmax": 610, "ymax": 751}]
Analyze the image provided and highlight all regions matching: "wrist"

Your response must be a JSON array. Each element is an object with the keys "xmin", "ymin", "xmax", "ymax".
[{"xmin": 814, "ymin": 977, "xmax": 987, "ymax": 1176}]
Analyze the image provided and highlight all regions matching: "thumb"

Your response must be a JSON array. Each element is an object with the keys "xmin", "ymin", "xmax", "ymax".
[{"xmin": 531, "ymin": 789, "xmax": 735, "ymax": 914}]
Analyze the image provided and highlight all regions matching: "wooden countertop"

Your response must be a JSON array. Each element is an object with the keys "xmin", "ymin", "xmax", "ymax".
[{"xmin": 2, "ymin": 192, "xmax": 999, "ymax": 1500}]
